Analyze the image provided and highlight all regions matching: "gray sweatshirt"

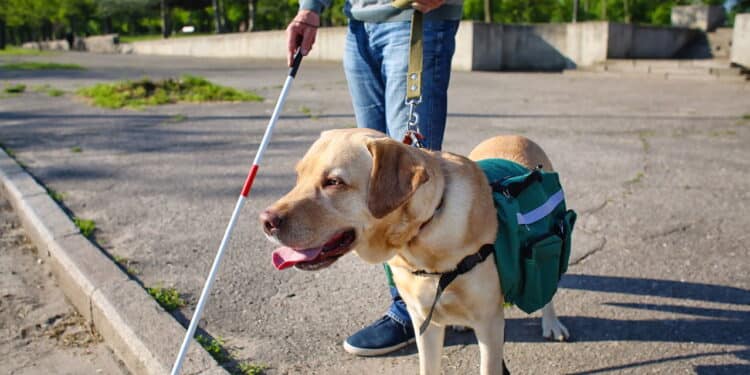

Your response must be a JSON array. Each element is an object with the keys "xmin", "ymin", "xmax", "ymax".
[{"xmin": 300, "ymin": 0, "xmax": 464, "ymax": 23}]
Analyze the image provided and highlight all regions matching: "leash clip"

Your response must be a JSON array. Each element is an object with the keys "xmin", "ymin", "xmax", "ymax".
[{"xmin": 404, "ymin": 97, "xmax": 424, "ymax": 148}]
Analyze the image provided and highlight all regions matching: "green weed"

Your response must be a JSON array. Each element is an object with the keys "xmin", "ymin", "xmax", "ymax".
[
  {"xmin": 0, "ymin": 46, "xmax": 54, "ymax": 56},
  {"xmin": 77, "ymin": 75, "xmax": 263, "ymax": 109},
  {"xmin": 147, "ymin": 285, "xmax": 184, "ymax": 312},
  {"xmin": 71, "ymin": 146, "xmax": 82, "ymax": 153},
  {"xmin": 299, "ymin": 105, "xmax": 318, "ymax": 120},
  {"xmin": 636, "ymin": 130, "xmax": 654, "ymax": 153},
  {"xmin": 0, "ymin": 143, "xmax": 16, "ymax": 157},
  {"xmin": 32, "ymin": 84, "xmax": 64, "ymax": 97},
  {"xmin": 73, "ymin": 217, "xmax": 96, "ymax": 237},
  {"xmin": 236, "ymin": 362, "xmax": 268, "ymax": 375},
  {"xmin": 113, "ymin": 255, "xmax": 139, "ymax": 275},
  {"xmin": 2, "ymin": 62, "xmax": 84, "ymax": 70},
  {"xmin": 743, "ymin": 114, "xmax": 750, "ymax": 120},
  {"xmin": 48, "ymin": 88, "xmax": 65, "ymax": 97},
  {"xmin": 709, "ymin": 129, "xmax": 737, "ymax": 137},
  {"xmin": 195, "ymin": 335, "xmax": 230, "ymax": 363},
  {"xmin": 4, "ymin": 84, "xmax": 26, "ymax": 94},
  {"xmin": 47, "ymin": 188, "xmax": 65, "ymax": 203},
  {"xmin": 626, "ymin": 171, "xmax": 645, "ymax": 185},
  {"xmin": 166, "ymin": 114, "xmax": 187, "ymax": 123}
]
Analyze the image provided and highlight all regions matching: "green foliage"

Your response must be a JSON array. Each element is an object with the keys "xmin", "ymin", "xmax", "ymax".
[
  {"xmin": 77, "ymin": 75, "xmax": 263, "ymax": 109},
  {"xmin": 34, "ymin": 84, "xmax": 66, "ymax": 96},
  {"xmin": 4, "ymin": 84, "xmax": 26, "ymax": 95},
  {"xmin": 47, "ymin": 188, "xmax": 65, "ymax": 203},
  {"xmin": 73, "ymin": 217, "xmax": 96, "ymax": 237},
  {"xmin": 4, "ymin": 84, "xmax": 26, "ymax": 94},
  {"xmin": 464, "ymin": 0, "xmax": 729, "ymax": 24},
  {"xmin": 195, "ymin": 335, "xmax": 231, "ymax": 363},
  {"xmin": 236, "ymin": 362, "xmax": 268, "ymax": 375},
  {"xmin": 0, "ymin": 143, "xmax": 16, "ymax": 157},
  {"xmin": 0, "ymin": 47, "xmax": 54, "ymax": 56},
  {"xmin": 147, "ymin": 285, "xmax": 185, "ymax": 312},
  {"xmin": 166, "ymin": 114, "xmax": 187, "ymax": 123},
  {"xmin": 2, "ymin": 62, "xmax": 84, "ymax": 70},
  {"xmin": 71, "ymin": 146, "xmax": 82, "ymax": 152},
  {"xmin": 48, "ymin": 88, "xmax": 65, "ymax": 97}
]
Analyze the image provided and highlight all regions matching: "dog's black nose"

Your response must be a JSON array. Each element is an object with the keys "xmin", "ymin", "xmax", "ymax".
[{"xmin": 260, "ymin": 209, "xmax": 283, "ymax": 235}]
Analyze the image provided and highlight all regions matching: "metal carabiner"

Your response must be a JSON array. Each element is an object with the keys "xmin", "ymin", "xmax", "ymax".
[{"xmin": 404, "ymin": 97, "xmax": 424, "ymax": 148}]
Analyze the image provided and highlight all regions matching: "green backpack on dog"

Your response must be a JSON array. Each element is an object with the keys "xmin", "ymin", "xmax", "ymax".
[{"xmin": 476, "ymin": 159, "xmax": 577, "ymax": 314}]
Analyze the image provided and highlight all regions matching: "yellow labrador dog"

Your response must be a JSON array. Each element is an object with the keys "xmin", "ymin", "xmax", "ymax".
[{"xmin": 261, "ymin": 128, "xmax": 569, "ymax": 375}]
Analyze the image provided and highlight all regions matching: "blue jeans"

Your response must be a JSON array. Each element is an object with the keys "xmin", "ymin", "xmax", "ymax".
[
  {"xmin": 343, "ymin": 18, "xmax": 459, "ymax": 151},
  {"xmin": 344, "ymin": 18, "xmax": 459, "ymax": 326}
]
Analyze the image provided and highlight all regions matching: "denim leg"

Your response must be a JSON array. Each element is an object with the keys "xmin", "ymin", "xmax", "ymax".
[
  {"xmin": 380, "ymin": 20, "xmax": 459, "ymax": 151},
  {"xmin": 386, "ymin": 286, "xmax": 412, "ymax": 327},
  {"xmin": 417, "ymin": 20, "xmax": 459, "ymax": 151},
  {"xmin": 343, "ymin": 20, "xmax": 387, "ymax": 134}
]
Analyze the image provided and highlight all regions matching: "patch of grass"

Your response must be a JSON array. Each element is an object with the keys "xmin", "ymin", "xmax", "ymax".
[
  {"xmin": 147, "ymin": 285, "xmax": 184, "ymax": 312},
  {"xmin": 626, "ymin": 171, "xmax": 645, "ymax": 185},
  {"xmin": 113, "ymin": 255, "xmax": 139, "ymax": 275},
  {"xmin": 48, "ymin": 88, "xmax": 65, "ymax": 97},
  {"xmin": 743, "ymin": 114, "xmax": 750, "ymax": 120},
  {"xmin": 166, "ymin": 114, "xmax": 187, "ymax": 123},
  {"xmin": 47, "ymin": 188, "xmax": 65, "ymax": 203},
  {"xmin": 4, "ymin": 84, "xmax": 26, "ymax": 94},
  {"xmin": 236, "ymin": 362, "xmax": 268, "ymax": 375},
  {"xmin": 73, "ymin": 217, "xmax": 96, "ymax": 237},
  {"xmin": 636, "ymin": 130, "xmax": 654, "ymax": 153},
  {"xmin": 2, "ymin": 62, "xmax": 84, "ymax": 70},
  {"xmin": 709, "ymin": 129, "xmax": 737, "ymax": 137},
  {"xmin": 77, "ymin": 75, "xmax": 263, "ymax": 109},
  {"xmin": 0, "ymin": 143, "xmax": 16, "ymax": 157},
  {"xmin": 195, "ymin": 335, "xmax": 231, "ymax": 363},
  {"xmin": 71, "ymin": 146, "xmax": 82, "ymax": 153},
  {"xmin": 0, "ymin": 46, "xmax": 54, "ymax": 56},
  {"xmin": 299, "ymin": 105, "xmax": 319, "ymax": 120},
  {"xmin": 33, "ymin": 84, "xmax": 66, "ymax": 97}
]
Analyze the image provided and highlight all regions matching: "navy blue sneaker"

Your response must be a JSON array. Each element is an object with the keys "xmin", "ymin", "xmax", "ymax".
[{"xmin": 343, "ymin": 315, "xmax": 416, "ymax": 356}]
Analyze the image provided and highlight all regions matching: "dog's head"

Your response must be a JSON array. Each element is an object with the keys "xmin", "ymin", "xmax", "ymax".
[{"xmin": 261, "ymin": 128, "xmax": 443, "ymax": 271}]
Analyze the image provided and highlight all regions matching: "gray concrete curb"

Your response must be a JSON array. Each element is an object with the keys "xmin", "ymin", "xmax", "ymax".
[{"xmin": 0, "ymin": 148, "xmax": 229, "ymax": 375}]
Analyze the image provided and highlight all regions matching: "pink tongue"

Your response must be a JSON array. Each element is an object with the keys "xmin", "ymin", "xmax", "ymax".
[{"xmin": 272, "ymin": 246, "xmax": 323, "ymax": 270}]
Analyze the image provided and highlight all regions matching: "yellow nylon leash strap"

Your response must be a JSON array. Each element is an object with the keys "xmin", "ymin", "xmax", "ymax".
[
  {"xmin": 406, "ymin": 10, "xmax": 423, "ymax": 101},
  {"xmin": 391, "ymin": 0, "xmax": 412, "ymax": 9},
  {"xmin": 391, "ymin": 1, "xmax": 423, "ymax": 101}
]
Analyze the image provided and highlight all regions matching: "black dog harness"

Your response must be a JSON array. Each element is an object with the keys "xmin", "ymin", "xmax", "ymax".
[{"xmin": 412, "ymin": 243, "xmax": 495, "ymax": 335}]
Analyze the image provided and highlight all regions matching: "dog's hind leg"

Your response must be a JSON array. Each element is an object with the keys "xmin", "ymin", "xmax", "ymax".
[
  {"xmin": 473, "ymin": 310, "xmax": 506, "ymax": 375},
  {"xmin": 541, "ymin": 300, "xmax": 569, "ymax": 341}
]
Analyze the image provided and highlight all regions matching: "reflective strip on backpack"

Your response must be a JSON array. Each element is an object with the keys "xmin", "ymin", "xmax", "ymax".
[{"xmin": 516, "ymin": 189, "xmax": 564, "ymax": 225}]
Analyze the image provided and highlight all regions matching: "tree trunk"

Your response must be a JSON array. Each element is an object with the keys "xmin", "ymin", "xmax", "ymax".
[
  {"xmin": 0, "ymin": 19, "xmax": 5, "ymax": 50},
  {"xmin": 623, "ymin": 0, "xmax": 630, "ymax": 23},
  {"xmin": 601, "ymin": 0, "xmax": 607, "ymax": 20},
  {"xmin": 161, "ymin": 0, "xmax": 170, "ymax": 38},
  {"xmin": 484, "ymin": 0, "xmax": 493, "ymax": 23},
  {"xmin": 212, "ymin": 0, "xmax": 222, "ymax": 33},
  {"xmin": 247, "ymin": 0, "xmax": 258, "ymax": 31},
  {"xmin": 573, "ymin": 0, "xmax": 579, "ymax": 23}
]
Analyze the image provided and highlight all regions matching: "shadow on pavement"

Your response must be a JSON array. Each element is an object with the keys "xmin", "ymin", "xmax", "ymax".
[{"xmin": 423, "ymin": 274, "xmax": 750, "ymax": 369}]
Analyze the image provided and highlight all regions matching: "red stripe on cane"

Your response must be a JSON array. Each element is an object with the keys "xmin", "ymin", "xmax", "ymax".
[{"xmin": 240, "ymin": 164, "xmax": 260, "ymax": 197}]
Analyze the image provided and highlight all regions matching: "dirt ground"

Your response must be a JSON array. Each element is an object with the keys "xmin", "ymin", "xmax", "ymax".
[{"xmin": 0, "ymin": 195, "xmax": 129, "ymax": 375}]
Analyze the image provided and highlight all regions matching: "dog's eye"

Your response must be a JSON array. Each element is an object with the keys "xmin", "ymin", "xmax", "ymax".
[{"xmin": 323, "ymin": 178, "xmax": 344, "ymax": 187}]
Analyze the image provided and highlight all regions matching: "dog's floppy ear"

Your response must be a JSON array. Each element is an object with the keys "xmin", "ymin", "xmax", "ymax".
[{"xmin": 366, "ymin": 138, "xmax": 429, "ymax": 219}]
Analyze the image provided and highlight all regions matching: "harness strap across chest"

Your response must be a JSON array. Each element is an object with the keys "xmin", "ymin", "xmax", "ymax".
[{"xmin": 413, "ymin": 243, "xmax": 495, "ymax": 335}]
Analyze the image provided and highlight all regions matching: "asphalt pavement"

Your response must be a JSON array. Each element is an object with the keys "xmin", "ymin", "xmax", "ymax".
[{"xmin": 1, "ymin": 51, "xmax": 749, "ymax": 374}]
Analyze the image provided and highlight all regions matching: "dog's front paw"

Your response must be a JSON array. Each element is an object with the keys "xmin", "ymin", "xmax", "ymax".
[{"xmin": 542, "ymin": 318, "xmax": 569, "ymax": 341}]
